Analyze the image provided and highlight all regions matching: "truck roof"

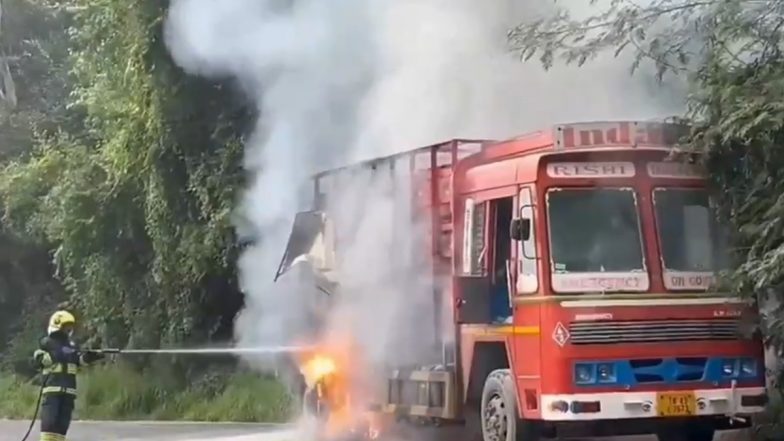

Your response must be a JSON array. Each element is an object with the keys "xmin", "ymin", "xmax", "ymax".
[{"xmin": 313, "ymin": 120, "xmax": 691, "ymax": 184}]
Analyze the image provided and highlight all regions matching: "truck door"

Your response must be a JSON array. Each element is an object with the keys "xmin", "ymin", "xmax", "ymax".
[
  {"xmin": 515, "ymin": 186, "xmax": 539, "ymax": 295},
  {"xmin": 489, "ymin": 197, "xmax": 514, "ymax": 324},
  {"xmin": 274, "ymin": 210, "xmax": 338, "ymax": 295},
  {"xmin": 511, "ymin": 185, "xmax": 542, "ymax": 418},
  {"xmin": 455, "ymin": 195, "xmax": 516, "ymax": 324},
  {"xmin": 455, "ymin": 198, "xmax": 491, "ymax": 324}
]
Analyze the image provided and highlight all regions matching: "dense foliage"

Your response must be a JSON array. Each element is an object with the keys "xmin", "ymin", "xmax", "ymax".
[
  {"xmin": 510, "ymin": 0, "xmax": 784, "ymax": 434},
  {"xmin": 0, "ymin": 0, "xmax": 251, "ymax": 373},
  {"xmin": 0, "ymin": 365, "xmax": 293, "ymax": 422}
]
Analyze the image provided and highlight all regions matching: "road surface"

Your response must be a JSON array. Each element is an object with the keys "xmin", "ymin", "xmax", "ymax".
[
  {"xmin": 0, "ymin": 421, "xmax": 295, "ymax": 441},
  {"xmin": 0, "ymin": 420, "xmax": 750, "ymax": 441}
]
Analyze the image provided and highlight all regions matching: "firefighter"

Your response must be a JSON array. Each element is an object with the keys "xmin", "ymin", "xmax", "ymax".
[{"xmin": 32, "ymin": 310, "xmax": 105, "ymax": 441}]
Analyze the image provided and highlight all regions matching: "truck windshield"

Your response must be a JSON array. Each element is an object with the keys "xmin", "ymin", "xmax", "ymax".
[
  {"xmin": 653, "ymin": 188, "xmax": 727, "ymax": 272},
  {"xmin": 547, "ymin": 188, "xmax": 645, "ymax": 273}
]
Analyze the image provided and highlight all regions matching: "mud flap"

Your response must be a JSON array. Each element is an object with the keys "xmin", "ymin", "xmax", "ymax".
[{"xmin": 274, "ymin": 210, "xmax": 338, "ymax": 295}]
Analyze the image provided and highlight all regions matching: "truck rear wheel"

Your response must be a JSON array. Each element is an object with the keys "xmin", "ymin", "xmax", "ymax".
[{"xmin": 480, "ymin": 369, "xmax": 539, "ymax": 441}]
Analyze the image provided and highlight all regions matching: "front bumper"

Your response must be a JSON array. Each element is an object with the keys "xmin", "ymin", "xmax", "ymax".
[
  {"xmin": 541, "ymin": 387, "xmax": 766, "ymax": 421},
  {"xmin": 549, "ymin": 429, "xmax": 750, "ymax": 441}
]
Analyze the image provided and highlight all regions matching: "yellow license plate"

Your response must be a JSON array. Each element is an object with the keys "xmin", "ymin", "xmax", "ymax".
[{"xmin": 657, "ymin": 391, "xmax": 697, "ymax": 417}]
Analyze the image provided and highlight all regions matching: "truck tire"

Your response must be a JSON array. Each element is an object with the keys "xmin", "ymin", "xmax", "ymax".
[
  {"xmin": 303, "ymin": 382, "xmax": 329, "ymax": 421},
  {"xmin": 480, "ymin": 369, "xmax": 539, "ymax": 441}
]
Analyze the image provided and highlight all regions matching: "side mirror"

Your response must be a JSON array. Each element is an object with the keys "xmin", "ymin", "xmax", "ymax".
[{"xmin": 510, "ymin": 218, "xmax": 531, "ymax": 242}]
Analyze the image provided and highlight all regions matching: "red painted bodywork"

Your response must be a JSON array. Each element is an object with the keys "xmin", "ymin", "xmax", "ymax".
[
  {"xmin": 312, "ymin": 121, "xmax": 764, "ymax": 422},
  {"xmin": 447, "ymin": 123, "xmax": 761, "ymax": 420},
  {"xmin": 446, "ymin": 124, "xmax": 763, "ymax": 420}
]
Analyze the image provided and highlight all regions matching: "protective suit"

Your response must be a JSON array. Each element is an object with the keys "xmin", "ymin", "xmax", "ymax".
[{"xmin": 33, "ymin": 311, "xmax": 104, "ymax": 441}]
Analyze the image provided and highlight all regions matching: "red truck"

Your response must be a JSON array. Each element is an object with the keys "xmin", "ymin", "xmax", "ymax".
[{"xmin": 277, "ymin": 120, "xmax": 766, "ymax": 441}]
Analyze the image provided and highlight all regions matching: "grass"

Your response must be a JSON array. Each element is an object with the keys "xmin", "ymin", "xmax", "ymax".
[
  {"xmin": 0, "ymin": 374, "xmax": 41, "ymax": 419},
  {"xmin": 0, "ymin": 364, "xmax": 294, "ymax": 422}
]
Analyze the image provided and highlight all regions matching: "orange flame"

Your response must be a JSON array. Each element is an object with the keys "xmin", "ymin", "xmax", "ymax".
[
  {"xmin": 296, "ymin": 338, "xmax": 380, "ymax": 440},
  {"xmin": 300, "ymin": 355, "xmax": 337, "ymax": 388}
]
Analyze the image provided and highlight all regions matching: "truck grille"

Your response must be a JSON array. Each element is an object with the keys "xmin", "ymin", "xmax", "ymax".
[{"xmin": 569, "ymin": 318, "xmax": 742, "ymax": 345}]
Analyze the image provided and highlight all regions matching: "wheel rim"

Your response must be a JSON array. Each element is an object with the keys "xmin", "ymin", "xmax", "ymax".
[{"xmin": 483, "ymin": 393, "xmax": 508, "ymax": 441}]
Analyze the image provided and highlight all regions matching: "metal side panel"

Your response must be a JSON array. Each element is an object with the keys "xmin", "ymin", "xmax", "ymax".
[
  {"xmin": 377, "ymin": 369, "xmax": 458, "ymax": 420},
  {"xmin": 274, "ymin": 210, "xmax": 338, "ymax": 290}
]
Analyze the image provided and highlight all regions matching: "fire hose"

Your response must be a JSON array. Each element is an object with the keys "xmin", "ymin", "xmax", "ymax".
[
  {"xmin": 20, "ymin": 349, "xmax": 117, "ymax": 441},
  {"xmin": 19, "ymin": 374, "xmax": 47, "ymax": 441}
]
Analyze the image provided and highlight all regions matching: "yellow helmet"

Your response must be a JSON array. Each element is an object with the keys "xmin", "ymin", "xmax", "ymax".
[{"xmin": 48, "ymin": 310, "xmax": 76, "ymax": 335}]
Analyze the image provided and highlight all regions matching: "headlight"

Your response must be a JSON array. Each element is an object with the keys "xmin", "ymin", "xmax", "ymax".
[
  {"xmin": 575, "ymin": 363, "xmax": 595, "ymax": 384},
  {"xmin": 722, "ymin": 359, "xmax": 737, "ymax": 377},
  {"xmin": 597, "ymin": 363, "xmax": 616, "ymax": 383},
  {"xmin": 740, "ymin": 358, "xmax": 757, "ymax": 377}
]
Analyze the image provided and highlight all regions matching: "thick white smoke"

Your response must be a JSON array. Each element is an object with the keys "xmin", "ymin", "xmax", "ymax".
[
  {"xmin": 166, "ymin": 0, "xmax": 378, "ymax": 355},
  {"xmin": 164, "ymin": 0, "xmax": 685, "ymax": 396}
]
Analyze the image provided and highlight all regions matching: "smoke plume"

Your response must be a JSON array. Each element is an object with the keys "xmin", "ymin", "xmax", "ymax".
[{"xmin": 164, "ymin": 0, "xmax": 684, "ymax": 401}]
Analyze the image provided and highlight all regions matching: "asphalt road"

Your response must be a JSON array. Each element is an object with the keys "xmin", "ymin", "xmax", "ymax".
[
  {"xmin": 0, "ymin": 421, "xmax": 296, "ymax": 441},
  {"xmin": 0, "ymin": 420, "xmax": 751, "ymax": 441}
]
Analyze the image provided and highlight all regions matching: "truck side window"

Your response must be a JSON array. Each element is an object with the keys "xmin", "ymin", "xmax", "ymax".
[
  {"xmin": 518, "ymin": 187, "xmax": 538, "ymax": 293},
  {"xmin": 463, "ymin": 198, "xmax": 487, "ymax": 275}
]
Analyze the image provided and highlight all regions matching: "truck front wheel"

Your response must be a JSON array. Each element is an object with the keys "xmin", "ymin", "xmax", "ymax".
[
  {"xmin": 480, "ymin": 369, "xmax": 539, "ymax": 441},
  {"xmin": 303, "ymin": 381, "xmax": 330, "ymax": 421}
]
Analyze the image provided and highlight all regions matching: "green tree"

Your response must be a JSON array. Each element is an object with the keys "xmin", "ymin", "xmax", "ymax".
[
  {"xmin": 509, "ymin": 0, "xmax": 784, "ymax": 435},
  {"xmin": 0, "ymin": 0, "xmax": 74, "ymax": 369},
  {"xmin": 0, "ymin": 0, "xmax": 253, "ymax": 371},
  {"xmin": 508, "ymin": 0, "xmax": 782, "ymax": 80},
  {"xmin": 0, "ymin": 0, "xmax": 79, "ymax": 156}
]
